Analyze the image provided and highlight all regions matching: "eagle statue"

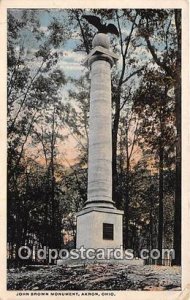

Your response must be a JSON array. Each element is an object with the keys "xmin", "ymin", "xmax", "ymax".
[{"xmin": 82, "ymin": 15, "xmax": 119, "ymax": 37}]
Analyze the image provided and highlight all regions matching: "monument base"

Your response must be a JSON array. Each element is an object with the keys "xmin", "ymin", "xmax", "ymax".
[{"xmin": 76, "ymin": 206, "xmax": 124, "ymax": 250}]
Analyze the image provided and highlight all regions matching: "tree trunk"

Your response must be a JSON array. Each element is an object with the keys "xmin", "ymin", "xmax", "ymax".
[
  {"xmin": 123, "ymin": 125, "xmax": 130, "ymax": 249},
  {"xmin": 158, "ymin": 141, "xmax": 164, "ymax": 265},
  {"xmin": 173, "ymin": 9, "xmax": 181, "ymax": 266},
  {"xmin": 173, "ymin": 80, "xmax": 181, "ymax": 265}
]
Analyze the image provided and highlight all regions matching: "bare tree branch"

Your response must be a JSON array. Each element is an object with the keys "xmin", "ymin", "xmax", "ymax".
[
  {"xmin": 9, "ymin": 59, "xmax": 45, "ymax": 134},
  {"xmin": 122, "ymin": 66, "xmax": 145, "ymax": 85}
]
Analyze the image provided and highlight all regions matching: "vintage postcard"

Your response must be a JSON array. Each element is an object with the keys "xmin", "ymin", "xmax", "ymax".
[{"xmin": 0, "ymin": 0, "xmax": 189, "ymax": 300}]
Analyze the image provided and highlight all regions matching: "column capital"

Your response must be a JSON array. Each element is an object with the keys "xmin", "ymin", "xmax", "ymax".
[{"xmin": 82, "ymin": 46, "xmax": 119, "ymax": 69}]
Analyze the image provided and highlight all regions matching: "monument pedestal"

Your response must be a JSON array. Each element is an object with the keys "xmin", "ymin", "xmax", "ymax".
[{"xmin": 76, "ymin": 207, "xmax": 123, "ymax": 249}]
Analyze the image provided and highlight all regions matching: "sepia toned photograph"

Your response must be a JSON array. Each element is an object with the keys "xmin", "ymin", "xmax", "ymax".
[{"xmin": 0, "ymin": 2, "xmax": 188, "ymax": 298}]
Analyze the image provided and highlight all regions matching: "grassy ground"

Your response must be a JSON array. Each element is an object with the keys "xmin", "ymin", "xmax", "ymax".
[{"xmin": 7, "ymin": 264, "xmax": 181, "ymax": 291}]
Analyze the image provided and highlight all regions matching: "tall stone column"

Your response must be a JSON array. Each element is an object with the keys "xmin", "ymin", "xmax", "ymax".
[
  {"xmin": 76, "ymin": 33, "xmax": 124, "ymax": 250},
  {"xmin": 85, "ymin": 37, "xmax": 115, "ymax": 209}
]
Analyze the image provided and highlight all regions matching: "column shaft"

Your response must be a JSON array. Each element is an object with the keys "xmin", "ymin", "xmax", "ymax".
[{"xmin": 85, "ymin": 58, "xmax": 114, "ymax": 208}]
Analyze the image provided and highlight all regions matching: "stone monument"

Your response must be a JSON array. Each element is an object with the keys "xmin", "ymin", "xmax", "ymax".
[{"xmin": 76, "ymin": 33, "xmax": 124, "ymax": 251}]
